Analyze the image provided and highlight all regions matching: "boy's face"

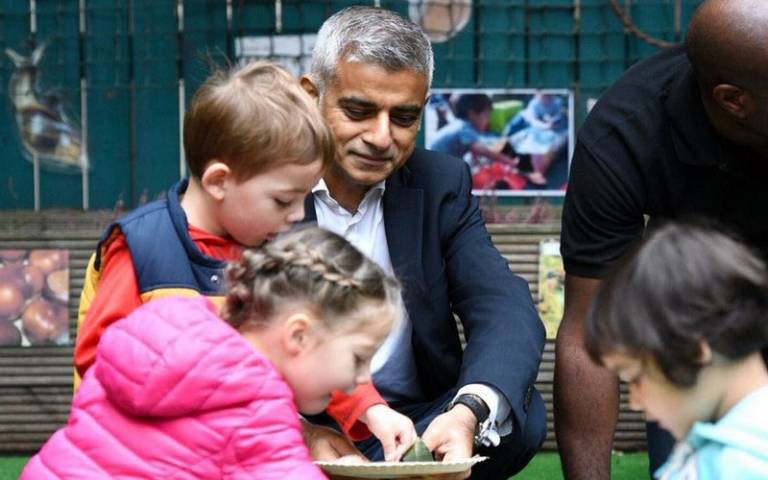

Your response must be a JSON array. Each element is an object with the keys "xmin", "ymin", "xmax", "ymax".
[
  {"xmin": 602, "ymin": 351, "xmax": 716, "ymax": 440},
  {"xmin": 468, "ymin": 108, "xmax": 491, "ymax": 132},
  {"xmin": 215, "ymin": 159, "xmax": 323, "ymax": 246}
]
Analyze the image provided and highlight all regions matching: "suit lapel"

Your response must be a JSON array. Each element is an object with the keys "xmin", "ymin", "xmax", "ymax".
[
  {"xmin": 301, "ymin": 179, "xmax": 424, "ymax": 292},
  {"xmin": 384, "ymin": 169, "xmax": 424, "ymax": 294}
]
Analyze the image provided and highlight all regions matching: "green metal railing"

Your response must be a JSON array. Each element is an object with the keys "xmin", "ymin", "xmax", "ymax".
[{"xmin": 0, "ymin": 0, "xmax": 703, "ymax": 210}]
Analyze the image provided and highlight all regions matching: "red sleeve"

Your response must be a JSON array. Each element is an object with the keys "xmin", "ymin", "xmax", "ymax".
[
  {"xmin": 326, "ymin": 383, "xmax": 386, "ymax": 441},
  {"xmin": 74, "ymin": 233, "xmax": 142, "ymax": 377}
]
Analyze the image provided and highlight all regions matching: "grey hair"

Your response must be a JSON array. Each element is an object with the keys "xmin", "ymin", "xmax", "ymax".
[{"xmin": 311, "ymin": 6, "xmax": 434, "ymax": 92}]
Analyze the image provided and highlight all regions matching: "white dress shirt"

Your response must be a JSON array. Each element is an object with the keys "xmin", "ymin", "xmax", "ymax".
[{"xmin": 312, "ymin": 179, "xmax": 511, "ymax": 442}]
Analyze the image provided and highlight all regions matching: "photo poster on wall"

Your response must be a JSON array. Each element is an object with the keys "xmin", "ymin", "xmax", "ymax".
[
  {"xmin": 538, "ymin": 240, "xmax": 564, "ymax": 339},
  {"xmin": 0, "ymin": 250, "xmax": 70, "ymax": 347},
  {"xmin": 425, "ymin": 88, "xmax": 574, "ymax": 197}
]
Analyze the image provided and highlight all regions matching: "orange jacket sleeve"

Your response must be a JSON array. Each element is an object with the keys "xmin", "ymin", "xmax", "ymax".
[
  {"xmin": 74, "ymin": 233, "xmax": 142, "ymax": 377},
  {"xmin": 326, "ymin": 383, "xmax": 386, "ymax": 441}
]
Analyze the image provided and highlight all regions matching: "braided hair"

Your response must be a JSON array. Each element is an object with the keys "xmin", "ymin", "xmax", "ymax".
[{"xmin": 223, "ymin": 227, "xmax": 402, "ymax": 333}]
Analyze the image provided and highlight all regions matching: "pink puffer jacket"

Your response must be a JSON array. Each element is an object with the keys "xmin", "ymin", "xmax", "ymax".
[{"xmin": 21, "ymin": 296, "xmax": 326, "ymax": 479}]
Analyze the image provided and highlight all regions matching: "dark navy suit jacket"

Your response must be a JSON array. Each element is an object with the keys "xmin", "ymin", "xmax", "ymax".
[{"xmin": 304, "ymin": 148, "xmax": 545, "ymax": 431}]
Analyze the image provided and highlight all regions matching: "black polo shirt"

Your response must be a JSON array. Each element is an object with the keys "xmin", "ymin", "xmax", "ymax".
[{"xmin": 561, "ymin": 45, "xmax": 768, "ymax": 278}]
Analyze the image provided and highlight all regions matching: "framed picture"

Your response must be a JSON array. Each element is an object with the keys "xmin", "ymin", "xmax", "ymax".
[{"xmin": 425, "ymin": 89, "xmax": 574, "ymax": 197}]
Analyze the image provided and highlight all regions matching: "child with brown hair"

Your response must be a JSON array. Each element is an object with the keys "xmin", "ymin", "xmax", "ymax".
[
  {"xmin": 74, "ymin": 60, "xmax": 415, "ymax": 459},
  {"xmin": 585, "ymin": 222, "xmax": 768, "ymax": 479},
  {"xmin": 24, "ymin": 228, "xmax": 403, "ymax": 478},
  {"xmin": 76, "ymin": 60, "xmax": 333, "ymax": 376}
]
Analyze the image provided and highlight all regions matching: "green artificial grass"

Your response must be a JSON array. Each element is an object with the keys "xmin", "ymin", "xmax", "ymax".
[
  {"xmin": 0, "ymin": 456, "xmax": 28, "ymax": 480},
  {"xmin": 1, "ymin": 452, "xmax": 649, "ymax": 479},
  {"xmin": 514, "ymin": 452, "xmax": 649, "ymax": 479}
]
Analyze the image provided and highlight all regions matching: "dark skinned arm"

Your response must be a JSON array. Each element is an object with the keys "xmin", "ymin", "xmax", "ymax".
[{"xmin": 554, "ymin": 274, "xmax": 619, "ymax": 480}]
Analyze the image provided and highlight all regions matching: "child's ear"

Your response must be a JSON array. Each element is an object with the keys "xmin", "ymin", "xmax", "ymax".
[
  {"xmin": 282, "ymin": 312, "xmax": 318, "ymax": 356},
  {"xmin": 300, "ymin": 75, "xmax": 319, "ymax": 101},
  {"xmin": 698, "ymin": 340, "xmax": 713, "ymax": 365},
  {"xmin": 200, "ymin": 160, "xmax": 232, "ymax": 201}
]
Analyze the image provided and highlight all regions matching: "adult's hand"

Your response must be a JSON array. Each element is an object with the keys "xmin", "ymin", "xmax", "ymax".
[
  {"xmin": 420, "ymin": 404, "xmax": 475, "ymax": 480},
  {"xmin": 301, "ymin": 418, "xmax": 366, "ymax": 462}
]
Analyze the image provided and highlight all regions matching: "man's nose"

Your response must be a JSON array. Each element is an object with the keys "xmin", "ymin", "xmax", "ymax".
[{"xmin": 363, "ymin": 112, "xmax": 393, "ymax": 151}]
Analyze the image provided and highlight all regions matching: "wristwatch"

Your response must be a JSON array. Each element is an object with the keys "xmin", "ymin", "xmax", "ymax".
[
  {"xmin": 446, "ymin": 393, "xmax": 494, "ymax": 448},
  {"xmin": 450, "ymin": 393, "xmax": 490, "ymax": 424}
]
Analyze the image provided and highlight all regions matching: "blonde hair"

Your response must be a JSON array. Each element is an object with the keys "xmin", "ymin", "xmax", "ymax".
[
  {"xmin": 223, "ymin": 227, "xmax": 402, "ymax": 335},
  {"xmin": 183, "ymin": 61, "xmax": 335, "ymax": 180}
]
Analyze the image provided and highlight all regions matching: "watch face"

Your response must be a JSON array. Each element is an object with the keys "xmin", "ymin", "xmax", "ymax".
[{"xmin": 475, "ymin": 419, "xmax": 501, "ymax": 448}]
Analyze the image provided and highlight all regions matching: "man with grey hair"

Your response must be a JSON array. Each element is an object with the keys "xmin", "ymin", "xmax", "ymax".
[{"xmin": 298, "ymin": 6, "xmax": 547, "ymax": 479}]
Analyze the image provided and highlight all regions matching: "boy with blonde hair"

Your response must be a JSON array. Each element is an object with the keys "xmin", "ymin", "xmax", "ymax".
[{"xmin": 75, "ymin": 61, "xmax": 333, "ymax": 376}]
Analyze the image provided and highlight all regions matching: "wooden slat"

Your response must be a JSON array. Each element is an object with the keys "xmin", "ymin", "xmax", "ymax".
[{"xmin": 0, "ymin": 211, "xmax": 647, "ymax": 454}]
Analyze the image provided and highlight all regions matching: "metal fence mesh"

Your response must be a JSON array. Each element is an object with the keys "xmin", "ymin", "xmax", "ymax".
[{"xmin": 1, "ymin": 0, "xmax": 703, "ymax": 209}]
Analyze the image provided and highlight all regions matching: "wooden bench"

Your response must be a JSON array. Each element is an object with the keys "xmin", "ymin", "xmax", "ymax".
[{"xmin": 0, "ymin": 211, "xmax": 646, "ymax": 453}]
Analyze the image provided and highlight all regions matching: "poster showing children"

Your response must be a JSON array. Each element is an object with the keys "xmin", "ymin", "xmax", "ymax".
[
  {"xmin": 425, "ymin": 89, "xmax": 573, "ymax": 196},
  {"xmin": 538, "ymin": 240, "xmax": 564, "ymax": 339}
]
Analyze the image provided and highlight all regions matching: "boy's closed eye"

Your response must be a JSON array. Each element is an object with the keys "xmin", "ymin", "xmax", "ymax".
[
  {"xmin": 354, "ymin": 348, "xmax": 377, "ymax": 368},
  {"xmin": 354, "ymin": 354, "xmax": 366, "ymax": 368},
  {"xmin": 273, "ymin": 197, "xmax": 294, "ymax": 208},
  {"xmin": 615, "ymin": 363, "xmax": 645, "ymax": 385}
]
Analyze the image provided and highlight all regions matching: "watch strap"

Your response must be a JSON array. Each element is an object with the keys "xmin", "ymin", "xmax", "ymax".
[
  {"xmin": 451, "ymin": 393, "xmax": 490, "ymax": 424},
  {"xmin": 447, "ymin": 393, "xmax": 494, "ymax": 449}
]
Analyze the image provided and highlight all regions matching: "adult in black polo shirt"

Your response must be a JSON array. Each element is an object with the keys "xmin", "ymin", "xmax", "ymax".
[{"xmin": 555, "ymin": 1, "xmax": 768, "ymax": 479}]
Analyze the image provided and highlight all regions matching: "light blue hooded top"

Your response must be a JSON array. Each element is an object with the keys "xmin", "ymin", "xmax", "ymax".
[{"xmin": 655, "ymin": 385, "xmax": 768, "ymax": 480}]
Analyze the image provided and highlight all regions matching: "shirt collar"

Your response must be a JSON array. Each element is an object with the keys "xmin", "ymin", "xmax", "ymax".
[{"xmin": 312, "ymin": 178, "xmax": 386, "ymax": 211}]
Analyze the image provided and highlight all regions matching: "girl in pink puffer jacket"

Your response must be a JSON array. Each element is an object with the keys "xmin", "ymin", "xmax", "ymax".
[{"xmin": 21, "ymin": 228, "xmax": 402, "ymax": 479}]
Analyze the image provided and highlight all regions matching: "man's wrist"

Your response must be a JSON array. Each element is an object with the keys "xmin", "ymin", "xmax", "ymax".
[
  {"xmin": 445, "ymin": 393, "xmax": 502, "ymax": 448},
  {"xmin": 448, "ymin": 393, "xmax": 490, "ymax": 424},
  {"xmin": 446, "ymin": 402, "xmax": 479, "ymax": 429}
]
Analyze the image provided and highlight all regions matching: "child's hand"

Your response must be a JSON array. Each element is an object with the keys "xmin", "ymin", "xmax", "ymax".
[
  {"xmin": 360, "ymin": 404, "xmax": 417, "ymax": 462},
  {"xmin": 300, "ymin": 419, "xmax": 365, "ymax": 462}
]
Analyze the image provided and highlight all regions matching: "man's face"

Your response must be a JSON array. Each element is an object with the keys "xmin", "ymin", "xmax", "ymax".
[{"xmin": 318, "ymin": 60, "xmax": 429, "ymax": 189}]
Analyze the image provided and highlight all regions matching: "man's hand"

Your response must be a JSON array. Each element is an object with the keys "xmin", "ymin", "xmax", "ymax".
[
  {"xmin": 420, "ymin": 405, "xmax": 475, "ymax": 480},
  {"xmin": 301, "ymin": 418, "xmax": 366, "ymax": 462},
  {"xmin": 360, "ymin": 404, "xmax": 418, "ymax": 462}
]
